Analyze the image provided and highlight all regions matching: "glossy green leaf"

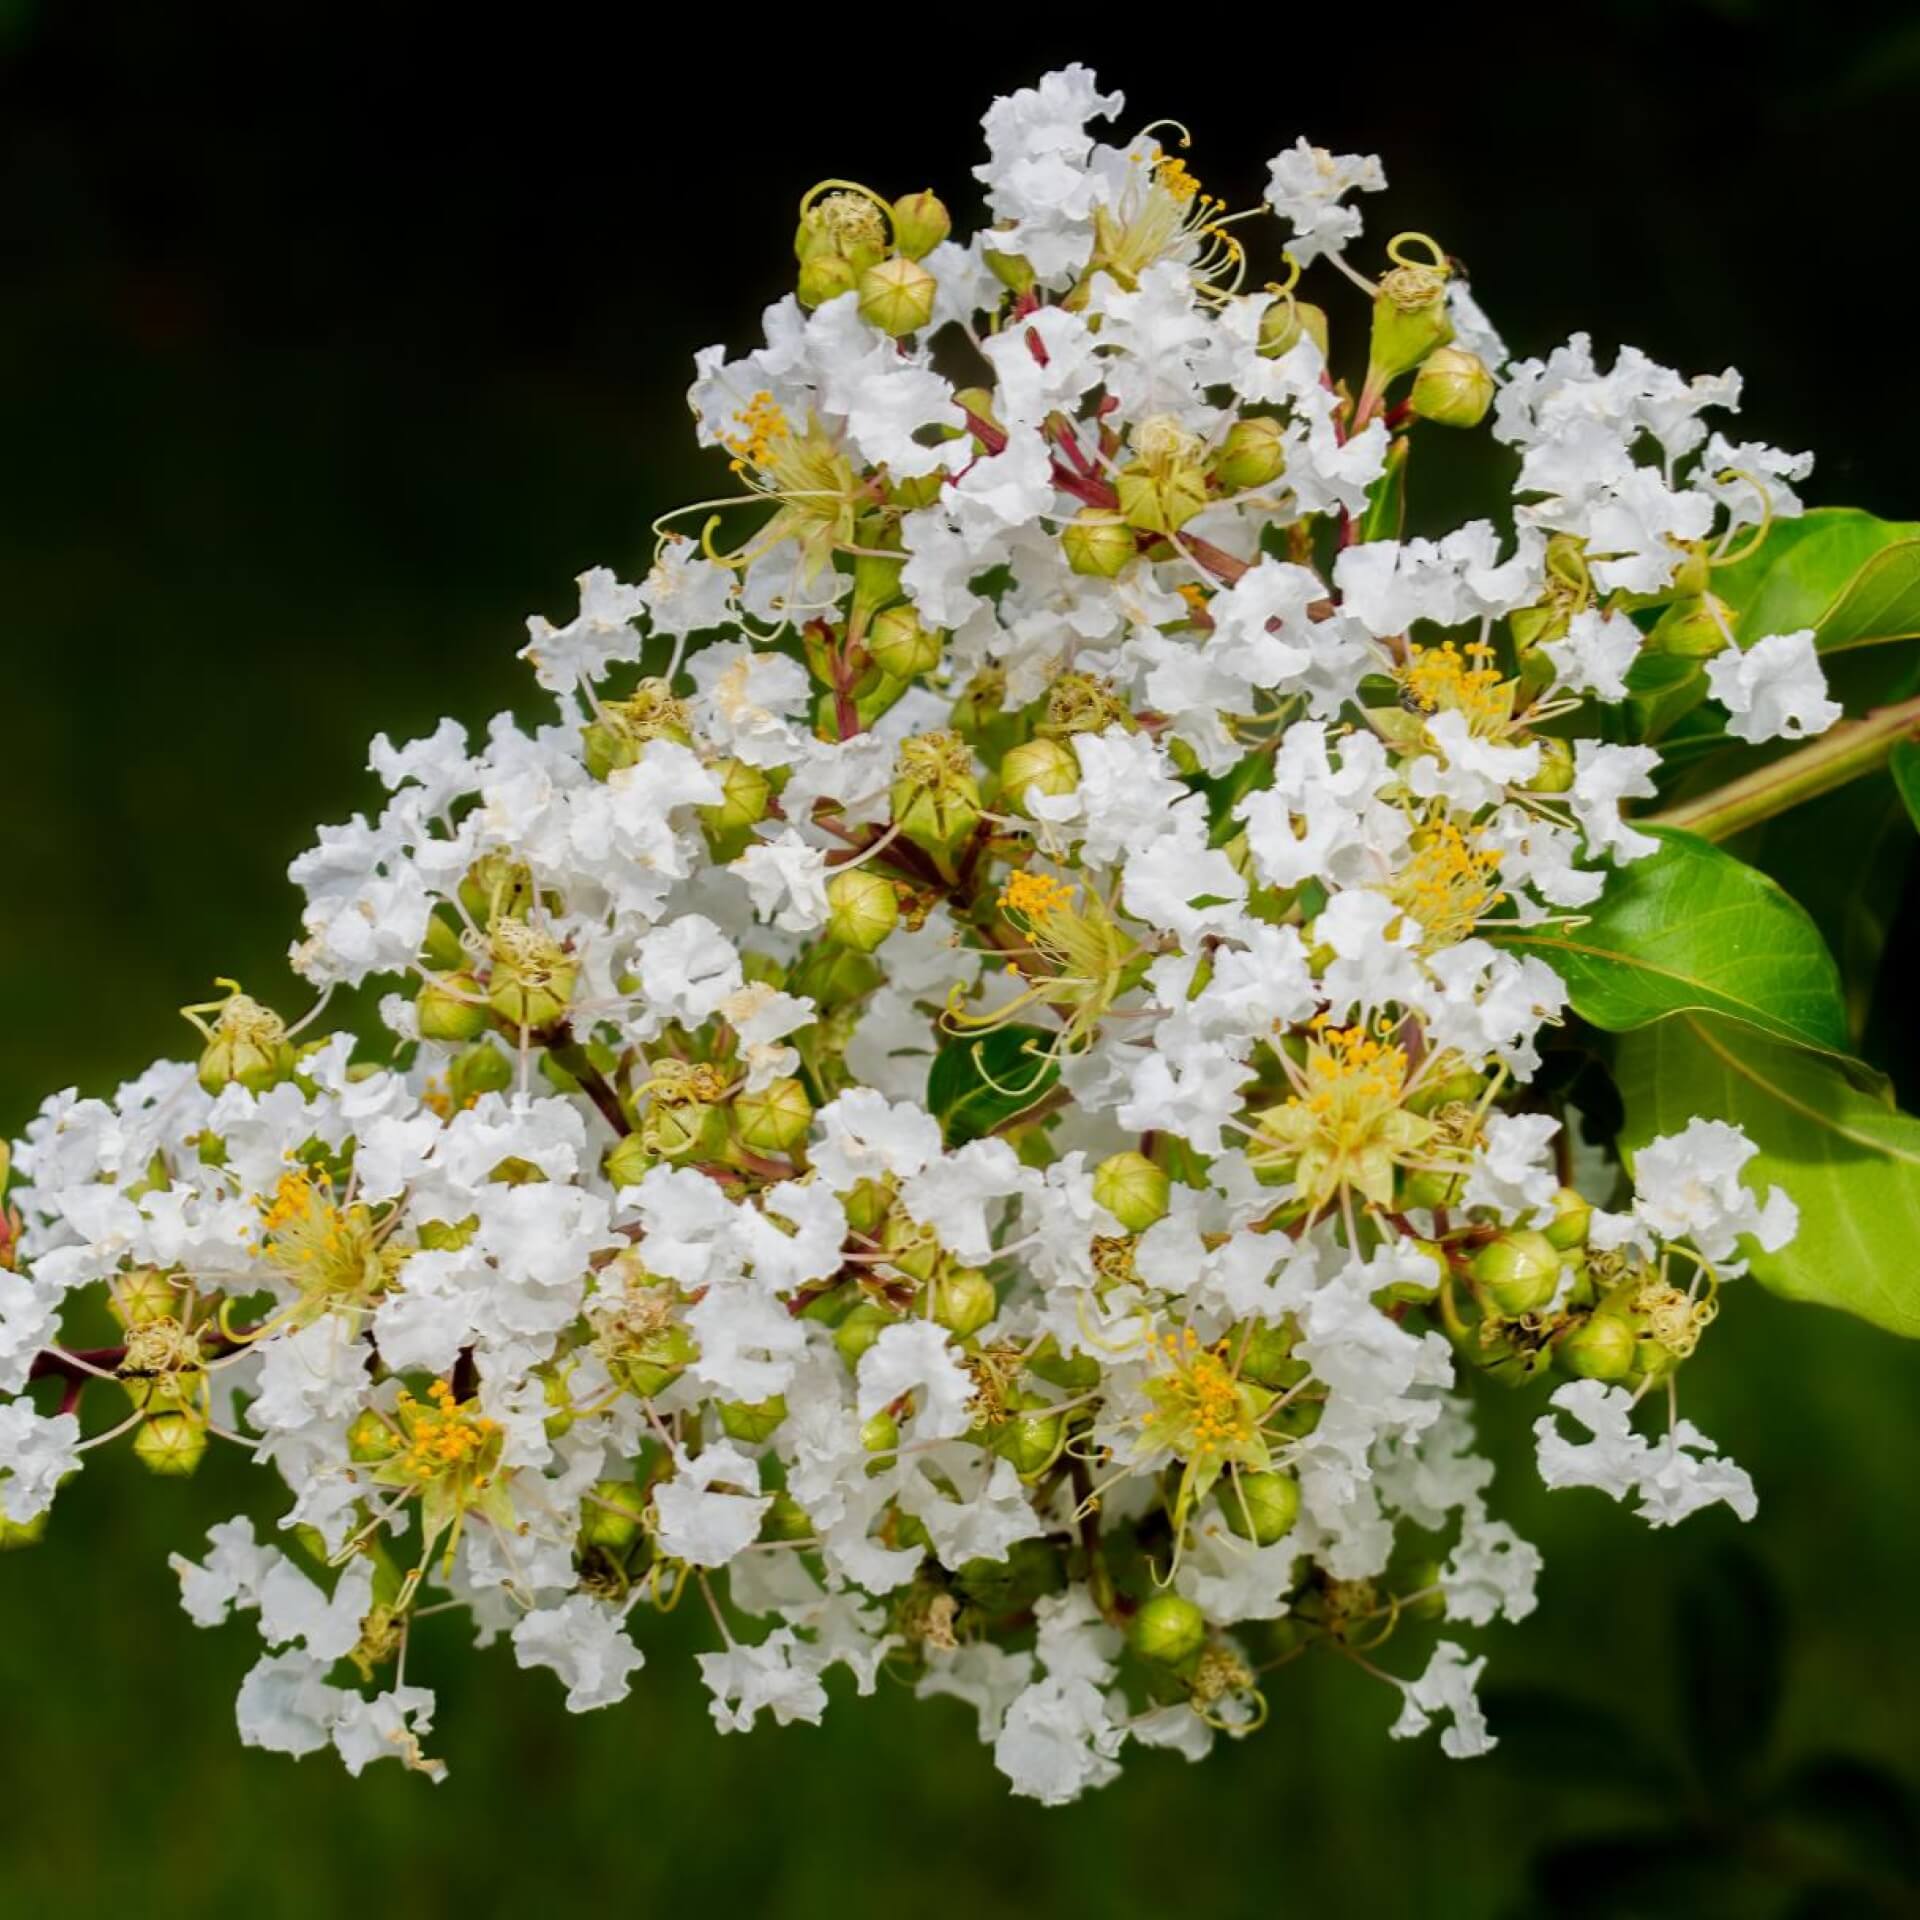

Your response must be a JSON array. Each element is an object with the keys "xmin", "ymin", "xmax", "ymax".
[
  {"xmin": 926, "ymin": 1023, "xmax": 1061, "ymax": 1146},
  {"xmin": 1498, "ymin": 828, "xmax": 1850, "ymax": 1056},
  {"xmin": 1614, "ymin": 1013, "xmax": 1920, "ymax": 1336},
  {"xmin": 1726, "ymin": 507, "xmax": 1920, "ymax": 651}
]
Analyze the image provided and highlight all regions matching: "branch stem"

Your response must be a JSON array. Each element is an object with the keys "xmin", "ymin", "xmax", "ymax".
[{"xmin": 1648, "ymin": 693, "xmax": 1920, "ymax": 842}]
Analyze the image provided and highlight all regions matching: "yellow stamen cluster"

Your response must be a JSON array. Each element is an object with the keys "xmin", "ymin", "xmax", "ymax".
[
  {"xmin": 723, "ymin": 390, "xmax": 790, "ymax": 472},
  {"xmin": 1391, "ymin": 816, "xmax": 1506, "ymax": 947},
  {"xmin": 251, "ymin": 1163, "xmax": 395, "ymax": 1314},
  {"xmin": 999, "ymin": 870, "xmax": 1077, "ymax": 921},
  {"xmin": 1151, "ymin": 150, "xmax": 1207, "ymax": 206},
  {"xmin": 1150, "ymin": 1329, "xmax": 1256, "ymax": 1461},
  {"xmin": 1399, "ymin": 638, "xmax": 1510, "ymax": 734},
  {"xmin": 391, "ymin": 1378, "xmax": 500, "ymax": 1483}
]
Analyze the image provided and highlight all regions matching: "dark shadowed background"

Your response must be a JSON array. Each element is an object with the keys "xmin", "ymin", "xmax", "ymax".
[{"xmin": 4, "ymin": 5, "xmax": 1919, "ymax": 1915}]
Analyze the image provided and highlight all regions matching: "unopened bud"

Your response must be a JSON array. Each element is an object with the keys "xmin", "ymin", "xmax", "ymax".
[
  {"xmin": 867, "ymin": 604, "xmax": 944, "ymax": 680},
  {"xmin": 717, "ymin": 1396, "xmax": 789, "ymax": 1445},
  {"xmin": 1409, "ymin": 345, "xmax": 1494, "ymax": 427},
  {"xmin": 1545, "ymin": 1185, "xmax": 1592, "ymax": 1252},
  {"xmin": 459, "ymin": 852, "xmax": 535, "ymax": 927},
  {"xmin": 1221, "ymin": 1469, "xmax": 1300, "ymax": 1545},
  {"xmin": 983, "ymin": 242, "xmax": 1034, "ymax": 295},
  {"xmin": 732, "ymin": 1077, "xmax": 813, "ymax": 1156},
  {"xmin": 1092, "ymin": 1151, "xmax": 1170, "ymax": 1232},
  {"xmin": 798, "ymin": 253, "xmax": 857, "ymax": 310},
  {"xmin": 1258, "ymin": 296, "xmax": 1329, "ymax": 361},
  {"xmin": 1236, "ymin": 1318, "xmax": 1309, "ymax": 1392},
  {"xmin": 1130, "ymin": 1592, "xmax": 1207, "ymax": 1666},
  {"xmin": 1559, "ymin": 1312, "xmax": 1639, "ymax": 1381},
  {"xmin": 1061, "ymin": 507, "xmax": 1137, "ymax": 578},
  {"xmin": 860, "ymin": 1409, "xmax": 900, "ymax": 1454},
  {"xmin": 1650, "ymin": 593, "xmax": 1734, "ymax": 659},
  {"xmin": 834, "ymin": 1301, "xmax": 895, "ymax": 1369},
  {"xmin": 995, "ymin": 1407, "xmax": 1064, "ymax": 1477},
  {"xmin": 450, "ymin": 1039, "xmax": 513, "ymax": 1104},
  {"xmin": 859, "ymin": 255, "xmax": 938, "ymax": 337},
  {"xmin": 932, "ymin": 1267, "xmax": 998, "ymax": 1338},
  {"xmin": 416, "ymin": 971, "xmax": 490, "ymax": 1044},
  {"xmin": 1211, "ymin": 416, "xmax": 1286, "ymax": 492},
  {"xmin": 759, "ymin": 1490, "xmax": 813, "ymax": 1543},
  {"xmin": 109, "ymin": 1267, "xmax": 179, "ymax": 1330},
  {"xmin": 1525, "ymin": 736, "xmax": 1576, "ymax": 795},
  {"xmin": 1471, "ymin": 1229, "xmax": 1562, "ymax": 1316},
  {"xmin": 606, "ymin": 1132, "xmax": 656, "ymax": 1190},
  {"xmin": 133, "ymin": 1409, "xmax": 207, "ymax": 1477},
  {"xmin": 998, "ymin": 736, "xmax": 1081, "ymax": 815},
  {"xmin": 580, "ymin": 1478, "xmax": 649, "ymax": 1553},
  {"xmin": 825, "ymin": 867, "xmax": 900, "ymax": 953},
  {"xmin": 890, "ymin": 190, "xmax": 952, "ymax": 262}
]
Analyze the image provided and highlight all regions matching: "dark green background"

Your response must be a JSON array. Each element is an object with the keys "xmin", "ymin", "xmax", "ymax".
[{"xmin": 4, "ymin": 8, "xmax": 1918, "ymax": 1914}]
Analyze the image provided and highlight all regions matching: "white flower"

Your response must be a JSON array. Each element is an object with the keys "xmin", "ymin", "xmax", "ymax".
[
  {"xmin": 1630, "ymin": 1118, "xmax": 1796, "ymax": 1265},
  {"xmin": 512, "ymin": 1596, "xmax": 646, "ymax": 1712},
  {"xmin": 1706, "ymin": 630, "xmax": 1841, "ymax": 744},
  {"xmin": 856, "ymin": 1321, "xmax": 976, "ymax": 1441},
  {"xmin": 1571, "ymin": 739, "xmax": 1662, "ymax": 863},
  {"xmin": 0, "ymin": 1400, "xmax": 80, "ymax": 1524},
  {"xmin": 697, "ymin": 1628, "xmax": 830, "ymax": 1733},
  {"xmin": 1534, "ymin": 1380, "xmax": 1757, "ymax": 1528},
  {"xmin": 518, "ymin": 567, "xmax": 645, "ymax": 693},
  {"xmin": 1543, "ymin": 606, "xmax": 1642, "ymax": 701},
  {"xmin": 1263, "ymin": 139, "xmax": 1386, "ymax": 266},
  {"xmin": 653, "ymin": 1442, "xmax": 773, "ymax": 1568},
  {"xmin": 1390, "ymin": 1641, "xmax": 1496, "ymax": 1759},
  {"xmin": 994, "ymin": 1676, "xmax": 1127, "ymax": 1805}
]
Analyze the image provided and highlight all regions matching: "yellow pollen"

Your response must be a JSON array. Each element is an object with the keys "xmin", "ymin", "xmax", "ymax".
[
  {"xmin": 721, "ymin": 390, "xmax": 790, "ymax": 470},
  {"xmin": 998, "ymin": 870, "xmax": 1077, "ymax": 920},
  {"xmin": 1398, "ymin": 639, "xmax": 1509, "ymax": 734}
]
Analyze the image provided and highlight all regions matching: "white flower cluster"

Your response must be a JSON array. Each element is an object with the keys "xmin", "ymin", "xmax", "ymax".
[{"xmin": 0, "ymin": 68, "xmax": 1822, "ymax": 1802}]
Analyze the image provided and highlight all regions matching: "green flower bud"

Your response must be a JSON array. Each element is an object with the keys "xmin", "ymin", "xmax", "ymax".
[
  {"xmin": 825, "ymin": 867, "xmax": 900, "ymax": 953},
  {"xmin": 1258, "ymin": 297, "xmax": 1329, "ymax": 361},
  {"xmin": 1116, "ymin": 458, "xmax": 1208, "ymax": 536},
  {"xmin": 840, "ymin": 1177, "xmax": 891, "ymax": 1237},
  {"xmin": 450, "ymin": 1039, "xmax": 513, "ymax": 1104},
  {"xmin": 998, "ymin": 736, "xmax": 1082, "ymax": 817},
  {"xmin": 858, "ymin": 255, "xmax": 938, "ymax": 337},
  {"xmin": 699, "ymin": 757, "xmax": 772, "ymax": 837},
  {"xmin": 418, "ymin": 912, "xmax": 466, "ymax": 972},
  {"xmin": 890, "ymin": 730, "xmax": 981, "ymax": 858},
  {"xmin": 789, "ymin": 942, "xmax": 881, "ymax": 1010},
  {"xmin": 416, "ymin": 971, "xmax": 490, "ymax": 1044},
  {"xmin": 890, "ymin": 189, "xmax": 952, "ymax": 262},
  {"xmin": 798, "ymin": 252, "xmax": 858, "ymax": 310},
  {"xmin": 759, "ymin": 1490, "xmax": 813, "ymax": 1543},
  {"xmin": 835, "ymin": 1301, "xmax": 896, "ymax": 1369},
  {"xmin": 1092, "ymin": 1151, "xmax": 1170, "ymax": 1232},
  {"xmin": 1221, "ymin": 1469, "xmax": 1300, "ymax": 1546},
  {"xmin": 1130, "ymin": 1592, "xmax": 1207, "ymax": 1666},
  {"xmin": 1366, "ymin": 260, "xmax": 1454, "ymax": 387},
  {"xmin": 1398, "ymin": 1167, "xmax": 1465, "ymax": 1211},
  {"xmin": 1409, "ymin": 345, "xmax": 1494, "ymax": 427},
  {"xmin": 1559, "ymin": 1312, "xmax": 1638, "ymax": 1382},
  {"xmin": 605, "ymin": 1132, "xmax": 656, "ymax": 1190},
  {"xmin": 994, "ymin": 1408, "xmax": 1065, "ymax": 1477},
  {"xmin": 1650, "ymin": 594, "xmax": 1734, "ymax": 659},
  {"xmin": 1211, "ymin": 416, "xmax": 1286, "ymax": 492},
  {"xmin": 1471, "ymin": 1229, "xmax": 1563, "ymax": 1317},
  {"xmin": 867, "ymin": 604, "xmax": 944, "ymax": 680},
  {"xmin": 932, "ymin": 1267, "xmax": 998, "ymax": 1338},
  {"xmin": 108, "ymin": 1267, "xmax": 180, "ymax": 1330},
  {"xmin": 1524, "ymin": 736, "xmax": 1576, "ymax": 796},
  {"xmin": 1545, "ymin": 1185, "xmax": 1592, "ymax": 1252},
  {"xmin": 860, "ymin": 1409, "xmax": 900, "ymax": 1454},
  {"xmin": 732, "ymin": 1077, "xmax": 813, "ymax": 1157},
  {"xmin": 133, "ymin": 1410, "xmax": 207, "ymax": 1478},
  {"xmin": 347, "ymin": 1409, "xmax": 400, "ymax": 1464},
  {"xmin": 580, "ymin": 1478, "xmax": 649, "ymax": 1552},
  {"xmin": 1060, "ymin": 507, "xmax": 1137, "ymax": 578},
  {"xmin": 717, "ymin": 1396, "xmax": 789, "ymax": 1445}
]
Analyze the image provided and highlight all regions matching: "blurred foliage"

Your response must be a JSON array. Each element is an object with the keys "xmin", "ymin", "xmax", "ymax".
[{"xmin": 3, "ymin": 11, "xmax": 1920, "ymax": 1917}]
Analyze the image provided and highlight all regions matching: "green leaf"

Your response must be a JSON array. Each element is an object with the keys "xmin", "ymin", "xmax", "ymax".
[
  {"xmin": 1497, "ymin": 828, "xmax": 1851, "ymax": 1056},
  {"xmin": 1625, "ymin": 649, "xmax": 1709, "ymax": 745},
  {"xmin": 1892, "ymin": 738, "xmax": 1920, "ymax": 830},
  {"xmin": 1725, "ymin": 506, "xmax": 1920, "ymax": 653},
  {"xmin": 1613, "ymin": 1013, "xmax": 1920, "ymax": 1336},
  {"xmin": 926, "ymin": 1024, "xmax": 1061, "ymax": 1146}
]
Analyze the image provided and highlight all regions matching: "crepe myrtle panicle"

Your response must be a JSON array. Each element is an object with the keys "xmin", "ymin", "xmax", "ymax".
[{"xmin": 16, "ymin": 63, "xmax": 1902, "ymax": 1803}]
